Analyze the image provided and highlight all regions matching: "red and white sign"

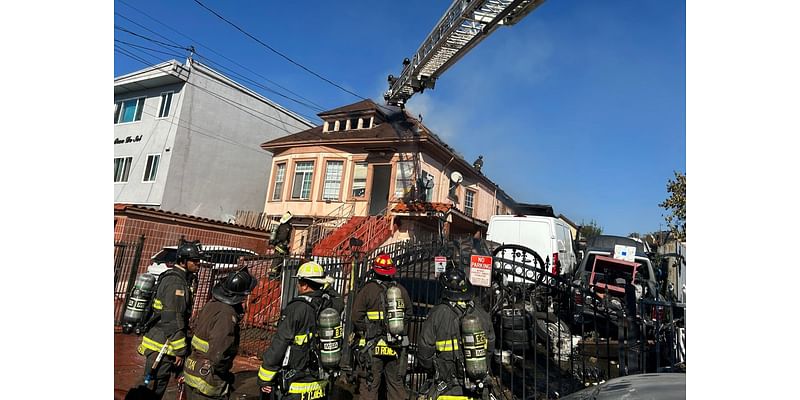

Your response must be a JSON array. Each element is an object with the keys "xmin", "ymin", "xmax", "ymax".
[
  {"xmin": 469, "ymin": 255, "xmax": 493, "ymax": 287},
  {"xmin": 434, "ymin": 256, "xmax": 447, "ymax": 275}
]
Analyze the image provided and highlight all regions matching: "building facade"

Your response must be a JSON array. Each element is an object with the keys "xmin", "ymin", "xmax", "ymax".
[
  {"xmin": 114, "ymin": 59, "xmax": 314, "ymax": 221},
  {"xmin": 260, "ymin": 100, "xmax": 518, "ymax": 254}
]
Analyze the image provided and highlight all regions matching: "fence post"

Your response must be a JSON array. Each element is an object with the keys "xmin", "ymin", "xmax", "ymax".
[{"xmin": 122, "ymin": 235, "xmax": 146, "ymax": 324}]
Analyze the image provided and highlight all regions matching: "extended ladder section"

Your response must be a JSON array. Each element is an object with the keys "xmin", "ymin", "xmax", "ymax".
[{"xmin": 384, "ymin": 0, "xmax": 546, "ymax": 106}]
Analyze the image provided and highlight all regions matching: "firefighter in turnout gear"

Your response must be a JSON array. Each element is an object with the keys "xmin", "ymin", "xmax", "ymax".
[
  {"xmin": 418, "ymin": 267, "xmax": 496, "ymax": 400},
  {"xmin": 258, "ymin": 261, "xmax": 344, "ymax": 399},
  {"xmin": 135, "ymin": 240, "xmax": 206, "ymax": 400},
  {"xmin": 182, "ymin": 268, "xmax": 258, "ymax": 399},
  {"xmin": 351, "ymin": 253, "xmax": 412, "ymax": 400}
]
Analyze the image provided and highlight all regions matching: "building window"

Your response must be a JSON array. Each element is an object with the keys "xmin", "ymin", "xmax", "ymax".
[
  {"xmin": 115, "ymin": 97, "xmax": 145, "ymax": 124},
  {"xmin": 143, "ymin": 154, "xmax": 160, "ymax": 182},
  {"xmin": 351, "ymin": 162, "xmax": 367, "ymax": 197},
  {"xmin": 465, "ymin": 190, "xmax": 476, "ymax": 217},
  {"xmin": 338, "ymin": 120, "xmax": 347, "ymax": 131},
  {"xmin": 114, "ymin": 157, "xmax": 132, "ymax": 183},
  {"xmin": 291, "ymin": 161, "xmax": 314, "ymax": 200},
  {"xmin": 272, "ymin": 163, "xmax": 286, "ymax": 201},
  {"xmin": 394, "ymin": 161, "xmax": 414, "ymax": 198},
  {"xmin": 360, "ymin": 117, "xmax": 372, "ymax": 129},
  {"xmin": 324, "ymin": 121, "xmax": 331, "ymax": 132},
  {"xmin": 348, "ymin": 118, "xmax": 358, "ymax": 130},
  {"xmin": 323, "ymin": 160, "xmax": 344, "ymax": 201},
  {"xmin": 158, "ymin": 92, "xmax": 173, "ymax": 118}
]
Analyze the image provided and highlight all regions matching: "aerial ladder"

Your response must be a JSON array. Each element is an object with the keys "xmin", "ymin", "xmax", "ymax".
[{"xmin": 384, "ymin": 0, "xmax": 546, "ymax": 107}]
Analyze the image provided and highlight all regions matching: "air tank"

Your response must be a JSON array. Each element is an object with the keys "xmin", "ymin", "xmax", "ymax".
[
  {"xmin": 461, "ymin": 313, "xmax": 488, "ymax": 380},
  {"xmin": 121, "ymin": 273, "xmax": 156, "ymax": 334},
  {"xmin": 318, "ymin": 307, "xmax": 343, "ymax": 369},
  {"xmin": 386, "ymin": 286, "xmax": 405, "ymax": 336}
]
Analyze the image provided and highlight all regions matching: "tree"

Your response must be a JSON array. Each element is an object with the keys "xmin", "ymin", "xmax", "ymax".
[
  {"xmin": 659, "ymin": 171, "xmax": 686, "ymax": 241},
  {"xmin": 579, "ymin": 219, "xmax": 603, "ymax": 240}
]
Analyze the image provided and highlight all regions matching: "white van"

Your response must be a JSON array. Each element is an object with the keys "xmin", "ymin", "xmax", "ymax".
[{"xmin": 486, "ymin": 215, "xmax": 578, "ymax": 277}]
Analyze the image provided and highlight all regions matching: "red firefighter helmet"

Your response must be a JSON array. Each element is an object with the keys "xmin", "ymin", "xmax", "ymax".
[{"xmin": 372, "ymin": 253, "xmax": 396, "ymax": 276}]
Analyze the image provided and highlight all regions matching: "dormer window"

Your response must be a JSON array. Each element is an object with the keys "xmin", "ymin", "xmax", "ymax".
[{"xmin": 323, "ymin": 115, "xmax": 374, "ymax": 132}]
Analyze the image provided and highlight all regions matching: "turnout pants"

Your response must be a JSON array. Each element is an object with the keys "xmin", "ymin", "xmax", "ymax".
[
  {"xmin": 360, "ymin": 354, "xmax": 408, "ymax": 400},
  {"xmin": 141, "ymin": 352, "xmax": 176, "ymax": 400}
]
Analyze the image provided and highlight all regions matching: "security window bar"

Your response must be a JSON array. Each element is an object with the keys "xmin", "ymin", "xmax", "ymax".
[
  {"xmin": 272, "ymin": 163, "xmax": 286, "ymax": 201},
  {"xmin": 158, "ymin": 92, "xmax": 173, "ymax": 118},
  {"xmin": 114, "ymin": 97, "xmax": 145, "ymax": 124},
  {"xmin": 291, "ymin": 161, "xmax": 314, "ymax": 200},
  {"xmin": 352, "ymin": 162, "xmax": 367, "ymax": 197},
  {"xmin": 323, "ymin": 161, "xmax": 344, "ymax": 201},
  {"xmin": 143, "ymin": 154, "xmax": 160, "ymax": 182},
  {"xmin": 465, "ymin": 190, "xmax": 476, "ymax": 217},
  {"xmin": 395, "ymin": 161, "xmax": 414, "ymax": 198},
  {"xmin": 114, "ymin": 157, "xmax": 132, "ymax": 183}
]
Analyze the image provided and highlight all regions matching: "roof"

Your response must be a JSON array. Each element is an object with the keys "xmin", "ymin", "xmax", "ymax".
[
  {"xmin": 114, "ymin": 203, "xmax": 268, "ymax": 232},
  {"xmin": 114, "ymin": 60, "xmax": 190, "ymax": 96},
  {"xmin": 317, "ymin": 99, "xmax": 388, "ymax": 116},
  {"xmin": 391, "ymin": 201, "xmax": 452, "ymax": 214}
]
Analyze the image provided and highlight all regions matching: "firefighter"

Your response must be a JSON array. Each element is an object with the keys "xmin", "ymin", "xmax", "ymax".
[
  {"xmin": 268, "ymin": 211, "xmax": 293, "ymax": 279},
  {"xmin": 418, "ymin": 266, "xmax": 496, "ymax": 400},
  {"xmin": 258, "ymin": 261, "xmax": 344, "ymax": 399},
  {"xmin": 351, "ymin": 253, "xmax": 412, "ymax": 400},
  {"xmin": 135, "ymin": 240, "xmax": 206, "ymax": 400},
  {"xmin": 182, "ymin": 268, "xmax": 258, "ymax": 399}
]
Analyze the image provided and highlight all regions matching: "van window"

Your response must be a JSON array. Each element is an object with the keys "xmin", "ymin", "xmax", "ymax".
[
  {"xmin": 208, "ymin": 250, "xmax": 254, "ymax": 265},
  {"xmin": 152, "ymin": 248, "xmax": 177, "ymax": 264}
]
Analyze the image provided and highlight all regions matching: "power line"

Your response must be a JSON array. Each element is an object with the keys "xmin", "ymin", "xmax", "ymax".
[
  {"xmin": 191, "ymin": 0, "xmax": 366, "ymax": 101},
  {"xmin": 114, "ymin": 48, "xmax": 277, "ymax": 155},
  {"xmin": 115, "ymin": 39, "xmax": 185, "ymax": 59},
  {"xmin": 115, "ymin": 42, "xmax": 314, "ymax": 131},
  {"xmin": 116, "ymin": 0, "xmax": 326, "ymax": 112},
  {"xmin": 115, "ymin": 44, "xmax": 310, "ymax": 134},
  {"xmin": 115, "ymin": 12, "xmax": 185, "ymax": 49},
  {"xmin": 115, "ymin": 26, "xmax": 192, "ymax": 52},
  {"xmin": 114, "ymin": 14, "xmax": 324, "ymax": 120}
]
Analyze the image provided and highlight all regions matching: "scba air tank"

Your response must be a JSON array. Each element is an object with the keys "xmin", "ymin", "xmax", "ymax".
[
  {"xmin": 386, "ymin": 286, "xmax": 405, "ymax": 336},
  {"xmin": 122, "ymin": 273, "xmax": 156, "ymax": 334},
  {"xmin": 318, "ymin": 307, "xmax": 343, "ymax": 369},
  {"xmin": 461, "ymin": 313, "xmax": 489, "ymax": 380}
]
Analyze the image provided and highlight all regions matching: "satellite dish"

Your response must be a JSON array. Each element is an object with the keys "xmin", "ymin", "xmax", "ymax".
[{"xmin": 450, "ymin": 171, "xmax": 463, "ymax": 184}]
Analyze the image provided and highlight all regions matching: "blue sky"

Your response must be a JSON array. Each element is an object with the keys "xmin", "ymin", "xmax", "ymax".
[{"xmin": 114, "ymin": 0, "xmax": 685, "ymax": 236}]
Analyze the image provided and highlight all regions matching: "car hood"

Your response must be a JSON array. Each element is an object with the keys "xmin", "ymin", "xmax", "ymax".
[{"xmin": 560, "ymin": 373, "xmax": 685, "ymax": 400}]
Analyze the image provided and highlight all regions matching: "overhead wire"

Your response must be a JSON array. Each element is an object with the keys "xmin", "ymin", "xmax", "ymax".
[
  {"xmin": 114, "ymin": 47, "xmax": 277, "ymax": 155},
  {"xmin": 115, "ymin": 40, "xmax": 314, "ymax": 131},
  {"xmin": 116, "ymin": 0, "xmax": 326, "ymax": 111},
  {"xmin": 114, "ymin": 19, "xmax": 324, "ymax": 121},
  {"xmin": 191, "ymin": 0, "xmax": 367, "ymax": 101},
  {"xmin": 115, "ymin": 44, "xmax": 311, "ymax": 135}
]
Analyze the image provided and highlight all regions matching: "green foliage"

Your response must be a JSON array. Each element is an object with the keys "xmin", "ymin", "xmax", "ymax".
[
  {"xmin": 659, "ymin": 171, "xmax": 686, "ymax": 241},
  {"xmin": 579, "ymin": 220, "xmax": 603, "ymax": 240}
]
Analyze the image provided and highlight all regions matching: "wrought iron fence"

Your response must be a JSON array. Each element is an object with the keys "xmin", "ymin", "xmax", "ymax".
[{"xmin": 114, "ymin": 236, "xmax": 685, "ymax": 398}]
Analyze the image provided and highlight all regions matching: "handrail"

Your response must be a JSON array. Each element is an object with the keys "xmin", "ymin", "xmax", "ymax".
[{"xmin": 307, "ymin": 201, "xmax": 356, "ymax": 248}]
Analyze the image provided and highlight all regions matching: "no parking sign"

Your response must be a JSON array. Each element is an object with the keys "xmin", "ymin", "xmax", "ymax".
[{"xmin": 469, "ymin": 255, "xmax": 492, "ymax": 287}]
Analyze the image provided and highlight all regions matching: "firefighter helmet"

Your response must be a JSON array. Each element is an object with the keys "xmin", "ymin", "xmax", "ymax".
[
  {"xmin": 372, "ymin": 253, "xmax": 396, "ymax": 276},
  {"xmin": 440, "ymin": 267, "xmax": 472, "ymax": 301},
  {"xmin": 176, "ymin": 240, "xmax": 208, "ymax": 263},
  {"xmin": 294, "ymin": 261, "xmax": 333, "ymax": 286},
  {"xmin": 212, "ymin": 267, "xmax": 258, "ymax": 305}
]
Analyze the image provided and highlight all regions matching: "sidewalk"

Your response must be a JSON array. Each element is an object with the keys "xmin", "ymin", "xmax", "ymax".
[
  {"xmin": 114, "ymin": 332, "xmax": 357, "ymax": 399},
  {"xmin": 114, "ymin": 331, "xmax": 263, "ymax": 399}
]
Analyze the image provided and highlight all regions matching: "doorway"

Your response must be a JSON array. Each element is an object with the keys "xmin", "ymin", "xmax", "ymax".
[{"xmin": 369, "ymin": 165, "xmax": 391, "ymax": 215}]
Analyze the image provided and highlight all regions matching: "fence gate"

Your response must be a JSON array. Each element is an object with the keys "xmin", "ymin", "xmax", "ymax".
[{"xmin": 113, "ymin": 235, "xmax": 145, "ymax": 326}]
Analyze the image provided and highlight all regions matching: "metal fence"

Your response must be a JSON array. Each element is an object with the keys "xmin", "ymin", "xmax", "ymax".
[{"xmin": 114, "ymin": 236, "xmax": 685, "ymax": 399}]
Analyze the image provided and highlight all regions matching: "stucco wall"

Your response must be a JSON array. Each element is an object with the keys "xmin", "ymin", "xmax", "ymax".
[
  {"xmin": 114, "ymin": 82, "xmax": 186, "ymax": 206},
  {"xmin": 160, "ymin": 62, "xmax": 312, "ymax": 220}
]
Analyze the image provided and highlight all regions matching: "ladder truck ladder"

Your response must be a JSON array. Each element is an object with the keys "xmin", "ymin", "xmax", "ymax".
[{"xmin": 384, "ymin": 0, "xmax": 546, "ymax": 107}]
